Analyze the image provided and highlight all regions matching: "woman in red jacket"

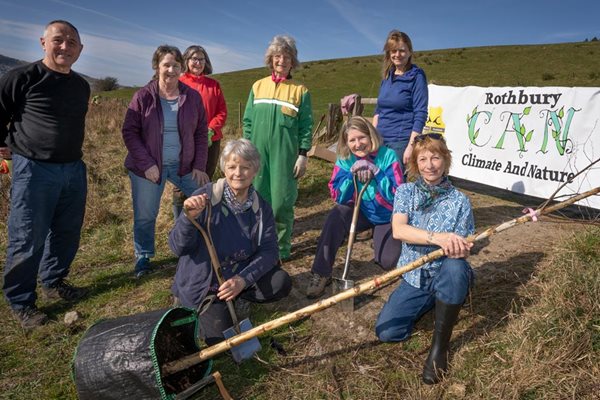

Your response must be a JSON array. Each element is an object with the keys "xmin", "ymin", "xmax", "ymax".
[{"xmin": 173, "ymin": 45, "xmax": 228, "ymax": 217}]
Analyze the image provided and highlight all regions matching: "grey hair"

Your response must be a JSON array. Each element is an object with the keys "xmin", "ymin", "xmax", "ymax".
[
  {"xmin": 219, "ymin": 139, "xmax": 261, "ymax": 173},
  {"xmin": 264, "ymin": 35, "xmax": 300, "ymax": 72},
  {"xmin": 43, "ymin": 20, "xmax": 81, "ymax": 42}
]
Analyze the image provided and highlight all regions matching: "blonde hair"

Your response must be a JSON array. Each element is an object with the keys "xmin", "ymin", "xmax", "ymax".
[
  {"xmin": 381, "ymin": 30, "xmax": 414, "ymax": 79},
  {"xmin": 337, "ymin": 116, "xmax": 382, "ymax": 159},
  {"xmin": 406, "ymin": 136, "xmax": 452, "ymax": 181}
]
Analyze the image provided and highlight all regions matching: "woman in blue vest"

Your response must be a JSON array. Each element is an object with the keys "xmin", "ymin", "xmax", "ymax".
[{"xmin": 170, "ymin": 139, "xmax": 291, "ymax": 345}]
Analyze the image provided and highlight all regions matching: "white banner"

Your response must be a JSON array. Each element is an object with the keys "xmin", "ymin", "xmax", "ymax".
[{"xmin": 428, "ymin": 84, "xmax": 600, "ymax": 209}]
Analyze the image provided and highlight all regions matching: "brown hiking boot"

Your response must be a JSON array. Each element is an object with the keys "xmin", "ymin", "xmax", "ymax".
[
  {"xmin": 42, "ymin": 279, "xmax": 88, "ymax": 302},
  {"xmin": 356, "ymin": 228, "xmax": 373, "ymax": 241},
  {"xmin": 306, "ymin": 273, "xmax": 332, "ymax": 299},
  {"xmin": 13, "ymin": 306, "xmax": 48, "ymax": 329}
]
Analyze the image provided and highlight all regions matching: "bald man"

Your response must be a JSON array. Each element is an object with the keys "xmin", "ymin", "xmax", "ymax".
[{"xmin": 0, "ymin": 20, "xmax": 90, "ymax": 329}]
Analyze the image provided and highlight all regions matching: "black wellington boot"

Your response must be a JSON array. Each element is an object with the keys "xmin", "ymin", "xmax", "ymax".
[{"xmin": 422, "ymin": 299, "xmax": 463, "ymax": 384}]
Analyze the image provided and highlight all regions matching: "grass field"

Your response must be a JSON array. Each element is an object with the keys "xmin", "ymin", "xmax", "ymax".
[
  {"xmin": 1, "ymin": 41, "xmax": 599, "ymax": 399},
  {"xmin": 100, "ymin": 41, "xmax": 600, "ymax": 130}
]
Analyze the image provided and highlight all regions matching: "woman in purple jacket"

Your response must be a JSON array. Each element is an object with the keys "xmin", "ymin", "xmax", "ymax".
[
  {"xmin": 170, "ymin": 139, "xmax": 291, "ymax": 345},
  {"xmin": 122, "ymin": 45, "xmax": 209, "ymax": 278}
]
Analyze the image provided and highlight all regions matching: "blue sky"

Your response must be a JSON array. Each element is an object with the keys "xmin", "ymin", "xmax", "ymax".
[{"xmin": 1, "ymin": 0, "xmax": 598, "ymax": 86}]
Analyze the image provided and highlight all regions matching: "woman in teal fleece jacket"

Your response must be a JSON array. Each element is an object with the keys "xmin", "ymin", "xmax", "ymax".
[{"xmin": 305, "ymin": 116, "xmax": 403, "ymax": 298}]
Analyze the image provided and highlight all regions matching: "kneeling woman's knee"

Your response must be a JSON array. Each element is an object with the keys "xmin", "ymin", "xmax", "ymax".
[
  {"xmin": 437, "ymin": 258, "xmax": 473, "ymax": 304},
  {"xmin": 374, "ymin": 313, "xmax": 412, "ymax": 343},
  {"xmin": 375, "ymin": 322, "xmax": 410, "ymax": 343},
  {"xmin": 271, "ymin": 269, "xmax": 292, "ymax": 300}
]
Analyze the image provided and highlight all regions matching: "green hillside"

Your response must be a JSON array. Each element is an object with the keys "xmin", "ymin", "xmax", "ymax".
[{"xmin": 101, "ymin": 41, "xmax": 600, "ymax": 126}]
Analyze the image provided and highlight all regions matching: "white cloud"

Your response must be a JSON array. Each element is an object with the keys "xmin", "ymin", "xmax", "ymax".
[
  {"xmin": 0, "ymin": 19, "xmax": 45, "ymax": 61},
  {"xmin": 326, "ymin": 0, "xmax": 382, "ymax": 48},
  {"xmin": 0, "ymin": 3, "xmax": 262, "ymax": 86},
  {"xmin": 77, "ymin": 33, "xmax": 259, "ymax": 85}
]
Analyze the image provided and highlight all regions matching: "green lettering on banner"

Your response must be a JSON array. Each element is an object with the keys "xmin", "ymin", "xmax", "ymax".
[
  {"xmin": 467, "ymin": 107, "xmax": 492, "ymax": 147},
  {"xmin": 493, "ymin": 107, "xmax": 536, "ymax": 153},
  {"xmin": 539, "ymin": 107, "xmax": 578, "ymax": 155}
]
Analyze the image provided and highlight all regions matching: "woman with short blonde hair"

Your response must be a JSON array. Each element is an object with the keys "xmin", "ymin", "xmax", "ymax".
[{"xmin": 376, "ymin": 134, "xmax": 474, "ymax": 385}]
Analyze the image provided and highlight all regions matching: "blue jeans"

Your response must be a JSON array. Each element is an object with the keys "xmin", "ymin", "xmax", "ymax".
[
  {"xmin": 129, "ymin": 164, "xmax": 199, "ymax": 259},
  {"xmin": 3, "ymin": 154, "xmax": 87, "ymax": 310},
  {"xmin": 375, "ymin": 258, "xmax": 473, "ymax": 342},
  {"xmin": 385, "ymin": 138, "xmax": 410, "ymax": 180}
]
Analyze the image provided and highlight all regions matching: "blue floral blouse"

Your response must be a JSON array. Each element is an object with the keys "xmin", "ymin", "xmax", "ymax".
[{"xmin": 393, "ymin": 181, "xmax": 475, "ymax": 288}]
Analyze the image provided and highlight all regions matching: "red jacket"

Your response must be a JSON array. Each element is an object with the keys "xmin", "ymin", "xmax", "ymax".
[{"xmin": 179, "ymin": 73, "xmax": 227, "ymax": 141}]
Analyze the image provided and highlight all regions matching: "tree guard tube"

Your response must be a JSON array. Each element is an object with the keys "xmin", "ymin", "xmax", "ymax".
[{"xmin": 72, "ymin": 307, "xmax": 212, "ymax": 400}]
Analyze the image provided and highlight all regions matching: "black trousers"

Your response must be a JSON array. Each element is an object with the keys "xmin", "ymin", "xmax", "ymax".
[{"xmin": 198, "ymin": 265, "xmax": 292, "ymax": 345}]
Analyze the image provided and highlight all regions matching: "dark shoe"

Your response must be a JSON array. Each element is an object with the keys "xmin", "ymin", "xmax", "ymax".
[
  {"xmin": 12, "ymin": 305, "xmax": 48, "ymax": 329},
  {"xmin": 42, "ymin": 279, "xmax": 88, "ymax": 301},
  {"xmin": 422, "ymin": 299, "xmax": 463, "ymax": 384},
  {"xmin": 306, "ymin": 272, "xmax": 332, "ymax": 299},
  {"xmin": 134, "ymin": 257, "xmax": 152, "ymax": 279}
]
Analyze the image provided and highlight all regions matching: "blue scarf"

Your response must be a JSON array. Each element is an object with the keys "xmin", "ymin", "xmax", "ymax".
[
  {"xmin": 415, "ymin": 176, "xmax": 453, "ymax": 211},
  {"xmin": 223, "ymin": 181, "xmax": 255, "ymax": 214}
]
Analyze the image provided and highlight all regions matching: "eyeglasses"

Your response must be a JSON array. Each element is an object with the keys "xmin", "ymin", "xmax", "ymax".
[
  {"xmin": 190, "ymin": 57, "xmax": 205, "ymax": 63},
  {"xmin": 414, "ymin": 133, "xmax": 445, "ymax": 143}
]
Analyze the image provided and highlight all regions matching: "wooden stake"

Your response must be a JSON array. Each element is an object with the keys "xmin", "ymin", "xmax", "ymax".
[{"xmin": 162, "ymin": 186, "xmax": 600, "ymax": 377}]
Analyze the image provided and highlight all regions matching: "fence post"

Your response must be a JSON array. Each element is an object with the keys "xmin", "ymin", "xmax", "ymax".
[{"xmin": 238, "ymin": 102, "xmax": 242, "ymax": 135}]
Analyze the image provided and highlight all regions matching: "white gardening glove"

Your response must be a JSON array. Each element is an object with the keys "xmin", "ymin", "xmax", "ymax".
[{"xmin": 293, "ymin": 155, "xmax": 307, "ymax": 179}]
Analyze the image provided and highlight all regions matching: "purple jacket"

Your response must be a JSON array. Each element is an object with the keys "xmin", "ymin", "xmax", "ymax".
[{"xmin": 122, "ymin": 80, "xmax": 208, "ymax": 178}]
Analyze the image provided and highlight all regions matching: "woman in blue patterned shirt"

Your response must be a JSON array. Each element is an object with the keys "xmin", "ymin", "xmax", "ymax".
[{"xmin": 375, "ymin": 133, "xmax": 475, "ymax": 384}]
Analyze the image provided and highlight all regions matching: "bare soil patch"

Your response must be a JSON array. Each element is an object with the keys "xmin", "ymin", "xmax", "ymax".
[{"xmin": 241, "ymin": 176, "xmax": 594, "ymax": 399}]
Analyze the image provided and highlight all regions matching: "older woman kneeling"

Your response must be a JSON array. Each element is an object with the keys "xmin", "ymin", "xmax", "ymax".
[{"xmin": 169, "ymin": 139, "xmax": 292, "ymax": 345}]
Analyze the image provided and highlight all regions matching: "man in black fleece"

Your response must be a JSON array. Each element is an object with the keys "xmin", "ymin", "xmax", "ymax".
[{"xmin": 0, "ymin": 20, "xmax": 90, "ymax": 329}]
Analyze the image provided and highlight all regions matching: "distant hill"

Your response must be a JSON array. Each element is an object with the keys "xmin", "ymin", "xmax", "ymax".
[
  {"xmin": 0, "ymin": 53, "xmax": 98, "ymax": 86},
  {"xmin": 96, "ymin": 40, "xmax": 600, "ymax": 123},
  {"xmin": 0, "ymin": 54, "xmax": 28, "ymax": 74}
]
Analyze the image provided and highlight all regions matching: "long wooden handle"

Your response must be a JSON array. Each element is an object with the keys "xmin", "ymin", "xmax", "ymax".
[
  {"xmin": 183, "ymin": 208, "xmax": 240, "ymax": 330},
  {"xmin": 212, "ymin": 371, "xmax": 234, "ymax": 400},
  {"xmin": 162, "ymin": 186, "xmax": 600, "ymax": 376},
  {"xmin": 183, "ymin": 208, "xmax": 225, "ymax": 284},
  {"xmin": 342, "ymin": 174, "xmax": 371, "ymax": 280}
]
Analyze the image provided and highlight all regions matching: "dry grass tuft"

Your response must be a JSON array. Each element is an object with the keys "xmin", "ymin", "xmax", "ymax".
[{"xmin": 464, "ymin": 227, "xmax": 600, "ymax": 399}]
